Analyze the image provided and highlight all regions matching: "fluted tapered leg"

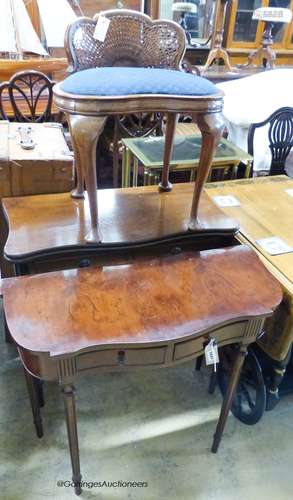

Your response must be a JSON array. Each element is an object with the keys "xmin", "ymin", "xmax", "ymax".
[
  {"xmin": 212, "ymin": 344, "xmax": 247, "ymax": 453},
  {"xmin": 62, "ymin": 384, "xmax": 82, "ymax": 496},
  {"xmin": 24, "ymin": 369, "xmax": 43, "ymax": 438}
]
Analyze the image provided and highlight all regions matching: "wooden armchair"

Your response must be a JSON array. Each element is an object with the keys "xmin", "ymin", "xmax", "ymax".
[
  {"xmin": 248, "ymin": 107, "xmax": 293, "ymax": 176},
  {"xmin": 0, "ymin": 70, "xmax": 55, "ymax": 122},
  {"xmin": 54, "ymin": 9, "xmax": 223, "ymax": 243}
]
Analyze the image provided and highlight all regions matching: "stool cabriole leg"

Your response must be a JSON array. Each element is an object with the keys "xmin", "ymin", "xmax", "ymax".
[
  {"xmin": 189, "ymin": 112, "xmax": 224, "ymax": 230},
  {"xmin": 68, "ymin": 114, "xmax": 85, "ymax": 199},
  {"xmin": 24, "ymin": 369, "xmax": 43, "ymax": 438},
  {"xmin": 69, "ymin": 115, "xmax": 107, "ymax": 244},
  {"xmin": 159, "ymin": 112, "xmax": 178, "ymax": 192},
  {"xmin": 62, "ymin": 384, "xmax": 82, "ymax": 496},
  {"xmin": 211, "ymin": 344, "xmax": 247, "ymax": 453}
]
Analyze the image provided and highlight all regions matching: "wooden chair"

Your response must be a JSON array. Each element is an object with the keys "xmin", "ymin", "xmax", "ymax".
[
  {"xmin": 54, "ymin": 9, "xmax": 224, "ymax": 243},
  {"xmin": 0, "ymin": 70, "xmax": 55, "ymax": 122},
  {"xmin": 248, "ymin": 107, "xmax": 293, "ymax": 176}
]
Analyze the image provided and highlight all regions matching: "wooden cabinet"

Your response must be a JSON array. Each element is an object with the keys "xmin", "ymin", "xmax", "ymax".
[
  {"xmin": 148, "ymin": 1, "xmax": 293, "ymax": 65},
  {"xmin": 225, "ymin": 0, "xmax": 293, "ymax": 64}
]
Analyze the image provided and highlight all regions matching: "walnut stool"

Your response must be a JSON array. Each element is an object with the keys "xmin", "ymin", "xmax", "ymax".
[{"xmin": 53, "ymin": 10, "xmax": 224, "ymax": 244}]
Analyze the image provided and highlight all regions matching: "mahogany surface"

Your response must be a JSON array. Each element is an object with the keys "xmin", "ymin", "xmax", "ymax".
[
  {"xmin": 3, "ymin": 183, "xmax": 238, "ymax": 262},
  {"xmin": 3, "ymin": 246, "xmax": 281, "ymax": 357},
  {"xmin": 3, "ymin": 243, "xmax": 282, "ymax": 491}
]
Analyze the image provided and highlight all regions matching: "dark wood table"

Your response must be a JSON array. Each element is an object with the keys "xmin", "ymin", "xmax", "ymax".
[
  {"xmin": 2, "ymin": 245, "xmax": 282, "ymax": 495},
  {"xmin": 2, "ymin": 183, "xmax": 239, "ymax": 276}
]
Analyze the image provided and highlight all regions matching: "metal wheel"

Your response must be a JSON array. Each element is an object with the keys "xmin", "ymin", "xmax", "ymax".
[{"xmin": 218, "ymin": 345, "xmax": 266, "ymax": 425}]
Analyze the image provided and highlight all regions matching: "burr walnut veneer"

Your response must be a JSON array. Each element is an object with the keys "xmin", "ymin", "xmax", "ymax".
[
  {"xmin": 53, "ymin": 9, "xmax": 224, "ymax": 244},
  {"xmin": 2, "ymin": 245, "xmax": 282, "ymax": 494}
]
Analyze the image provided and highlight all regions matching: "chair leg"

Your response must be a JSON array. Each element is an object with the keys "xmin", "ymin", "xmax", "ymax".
[
  {"xmin": 62, "ymin": 384, "xmax": 82, "ymax": 496},
  {"xmin": 24, "ymin": 369, "xmax": 43, "ymax": 438},
  {"xmin": 211, "ymin": 344, "xmax": 247, "ymax": 453},
  {"xmin": 112, "ymin": 117, "xmax": 120, "ymax": 188},
  {"xmin": 159, "ymin": 113, "xmax": 178, "ymax": 192},
  {"xmin": 189, "ymin": 112, "xmax": 224, "ymax": 230},
  {"xmin": 69, "ymin": 115, "xmax": 107, "ymax": 244},
  {"xmin": 67, "ymin": 114, "xmax": 85, "ymax": 199}
]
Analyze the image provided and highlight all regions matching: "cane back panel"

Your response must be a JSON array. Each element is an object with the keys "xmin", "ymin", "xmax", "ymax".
[{"xmin": 65, "ymin": 9, "xmax": 186, "ymax": 73}]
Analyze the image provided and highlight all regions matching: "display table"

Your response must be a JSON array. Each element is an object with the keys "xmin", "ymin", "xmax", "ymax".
[
  {"xmin": 205, "ymin": 175, "xmax": 293, "ymax": 406},
  {"xmin": 2, "ymin": 245, "xmax": 282, "ymax": 494},
  {"xmin": 121, "ymin": 135, "xmax": 252, "ymax": 187}
]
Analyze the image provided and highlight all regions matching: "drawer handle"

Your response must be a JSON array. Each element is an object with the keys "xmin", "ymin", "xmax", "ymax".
[
  {"xmin": 60, "ymin": 167, "xmax": 67, "ymax": 173},
  {"xmin": 79, "ymin": 258, "xmax": 91, "ymax": 268},
  {"xmin": 117, "ymin": 350, "xmax": 125, "ymax": 366}
]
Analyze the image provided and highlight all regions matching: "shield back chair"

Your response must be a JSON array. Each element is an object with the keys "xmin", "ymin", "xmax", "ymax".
[
  {"xmin": 248, "ymin": 107, "xmax": 293, "ymax": 176},
  {"xmin": 0, "ymin": 70, "xmax": 55, "ymax": 122},
  {"xmin": 54, "ymin": 9, "xmax": 224, "ymax": 244}
]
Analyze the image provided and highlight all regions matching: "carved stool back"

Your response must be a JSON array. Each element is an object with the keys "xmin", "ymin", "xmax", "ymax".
[
  {"xmin": 54, "ymin": 9, "xmax": 224, "ymax": 244},
  {"xmin": 66, "ymin": 10, "xmax": 185, "ymax": 72}
]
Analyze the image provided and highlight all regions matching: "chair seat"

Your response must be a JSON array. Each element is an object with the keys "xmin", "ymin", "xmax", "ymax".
[{"xmin": 59, "ymin": 67, "xmax": 218, "ymax": 97}]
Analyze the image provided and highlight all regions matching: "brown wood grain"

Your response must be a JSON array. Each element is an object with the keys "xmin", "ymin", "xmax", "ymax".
[
  {"xmin": 205, "ymin": 175, "xmax": 293, "ymax": 291},
  {"xmin": 3, "ymin": 245, "xmax": 282, "ymax": 356},
  {"xmin": 2, "ymin": 183, "xmax": 238, "ymax": 259}
]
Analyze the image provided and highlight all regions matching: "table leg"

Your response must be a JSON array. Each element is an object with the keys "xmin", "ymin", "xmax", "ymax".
[
  {"xmin": 69, "ymin": 115, "xmax": 107, "ymax": 244},
  {"xmin": 62, "ymin": 384, "xmax": 82, "ymax": 496},
  {"xmin": 143, "ymin": 169, "xmax": 149, "ymax": 186},
  {"xmin": 245, "ymin": 160, "xmax": 252, "ymax": 178},
  {"xmin": 133, "ymin": 157, "xmax": 139, "ymax": 187},
  {"xmin": 121, "ymin": 146, "xmax": 126, "ymax": 188},
  {"xmin": 124, "ymin": 148, "xmax": 131, "ymax": 188},
  {"xmin": 24, "ymin": 369, "xmax": 43, "ymax": 438},
  {"xmin": 189, "ymin": 112, "xmax": 224, "ymax": 230},
  {"xmin": 112, "ymin": 117, "xmax": 120, "ymax": 188},
  {"xmin": 159, "ymin": 113, "xmax": 178, "ymax": 192},
  {"xmin": 211, "ymin": 344, "xmax": 247, "ymax": 453}
]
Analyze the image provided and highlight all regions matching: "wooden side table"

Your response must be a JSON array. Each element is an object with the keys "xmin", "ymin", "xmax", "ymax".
[
  {"xmin": 205, "ymin": 175, "xmax": 293, "ymax": 408},
  {"xmin": 121, "ymin": 134, "xmax": 252, "ymax": 188},
  {"xmin": 2, "ymin": 183, "xmax": 239, "ymax": 276},
  {"xmin": 2, "ymin": 245, "xmax": 282, "ymax": 495}
]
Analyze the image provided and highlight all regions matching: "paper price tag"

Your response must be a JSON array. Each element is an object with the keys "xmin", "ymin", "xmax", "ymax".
[
  {"xmin": 93, "ymin": 15, "xmax": 110, "ymax": 42},
  {"xmin": 256, "ymin": 236, "xmax": 293, "ymax": 256},
  {"xmin": 213, "ymin": 195, "xmax": 240, "ymax": 208},
  {"xmin": 205, "ymin": 339, "xmax": 219, "ymax": 372},
  {"xmin": 285, "ymin": 189, "xmax": 293, "ymax": 198}
]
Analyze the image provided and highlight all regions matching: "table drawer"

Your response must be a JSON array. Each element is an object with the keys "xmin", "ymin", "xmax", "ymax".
[
  {"xmin": 77, "ymin": 346, "xmax": 166, "ymax": 371},
  {"xmin": 173, "ymin": 322, "xmax": 246, "ymax": 361}
]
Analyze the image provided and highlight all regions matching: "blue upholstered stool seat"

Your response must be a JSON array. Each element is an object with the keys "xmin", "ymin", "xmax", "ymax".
[{"xmin": 60, "ymin": 67, "xmax": 218, "ymax": 97}]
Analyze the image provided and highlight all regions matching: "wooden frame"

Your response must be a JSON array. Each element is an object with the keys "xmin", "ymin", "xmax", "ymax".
[{"xmin": 225, "ymin": 0, "xmax": 293, "ymax": 51}]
